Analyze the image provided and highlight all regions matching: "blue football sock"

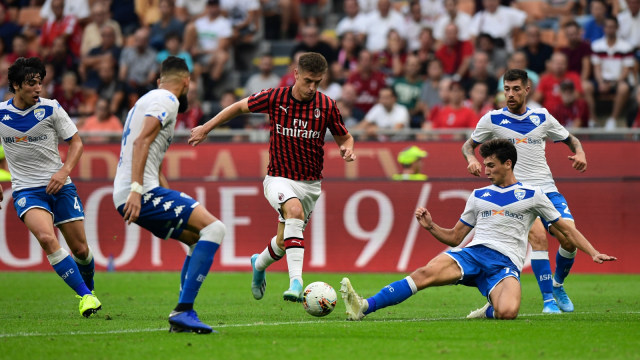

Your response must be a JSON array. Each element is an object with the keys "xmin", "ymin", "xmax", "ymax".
[
  {"xmin": 364, "ymin": 278, "xmax": 415, "ymax": 315},
  {"xmin": 554, "ymin": 248, "xmax": 576, "ymax": 285},
  {"xmin": 531, "ymin": 251, "xmax": 554, "ymax": 301},
  {"xmin": 180, "ymin": 254, "xmax": 191, "ymax": 295},
  {"xmin": 51, "ymin": 255, "xmax": 92, "ymax": 296},
  {"xmin": 178, "ymin": 241, "xmax": 219, "ymax": 304},
  {"xmin": 486, "ymin": 305, "xmax": 495, "ymax": 319}
]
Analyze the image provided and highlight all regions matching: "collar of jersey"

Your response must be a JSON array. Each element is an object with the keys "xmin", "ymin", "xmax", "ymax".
[
  {"xmin": 288, "ymin": 86, "xmax": 315, "ymax": 105},
  {"xmin": 8, "ymin": 97, "xmax": 39, "ymax": 112}
]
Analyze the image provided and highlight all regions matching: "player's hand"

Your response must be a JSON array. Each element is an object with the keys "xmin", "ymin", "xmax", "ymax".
[
  {"xmin": 46, "ymin": 169, "xmax": 68, "ymax": 194},
  {"xmin": 415, "ymin": 207, "xmax": 434, "ymax": 230},
  {"xmin": 188, "ymin": 125, "xmax": 207, "ymax": 147},
  {"xmin": 340, "ymin": 146, "xmax": 356, "ymax": 162},
  {"xmin": 467, "ymin": 161, "xmax": 482, "ymax": 177},
  {"xmin": 122, "ymin": 191, "xmax": 142, "ymax": 225},
  {"xmin": 592, "ymin": 253, "xmax": 617, "ymax": 264},
  {"xmin": 568, "ymin": 153, "xmax": 587, "ymax": 172}
]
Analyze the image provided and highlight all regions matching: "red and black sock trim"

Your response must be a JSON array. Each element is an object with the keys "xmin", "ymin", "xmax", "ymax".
[
  {"xmin": 284, "ymin": 237, "xmax": 305, "ymax": 249},
  {"xmin": 268, "ymin": 242, "xmax": 283, "ymax": 260}
]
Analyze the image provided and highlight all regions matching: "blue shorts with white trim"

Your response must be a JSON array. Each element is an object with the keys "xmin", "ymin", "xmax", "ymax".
[{"xmin": 12, "ymin": 183, "xmax": 85, "ymax": 225}]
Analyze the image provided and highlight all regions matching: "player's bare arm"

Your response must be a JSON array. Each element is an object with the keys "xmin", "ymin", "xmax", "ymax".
[
  {"xmin": 159, "ymin": 166, "xmax": 169, "ymax": 189},
  {"xmin": 188, "ymin": 98, "xmax": 251, "ymax": 146},
  {"xmin": 123, "ymin": 116, "xmax": 161, "ymax": 225},
  {"xmin": 333, "ymin": 133, "xmax": 356, "ymax": 162},
  {"xmin": 415, "ymin": 207, "xmax": 473, "ymax": 247},
  {"xmin": 462, "ymin": 138, "xmax": 482, "ymax": 176},
  {"xmin": 562, "ymin": 134, "xmax": 587, "ymax": 172},
  {"xmin": 47, "ymin": 133, "xmax": 83, "ymax": 195},
  {"xmin": 0, "ymin": 183, "xmax": 3, "ymax": 209},
  {"xmin": 550, "ymin": 218, "xmax": 616, "ymax": 263}
]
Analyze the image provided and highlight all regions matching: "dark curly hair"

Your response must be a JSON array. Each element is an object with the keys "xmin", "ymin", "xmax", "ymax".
[
  {"xmin": 298, "ymin": 52, "xmax": 328, "ymax": 74},
  {"xmin": 7, "ymin": 57, "xmax": 46, "ymax": 94},
  {"xmin": 479, "ymin": 138, "xmax": 518, "ymax": 170}
]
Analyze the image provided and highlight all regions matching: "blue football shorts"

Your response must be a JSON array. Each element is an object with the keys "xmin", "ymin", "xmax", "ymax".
[
  {"xmin": 116, "ymin": 186, "xmax": 198, "ymax": 240},
  {"xmin": 445, "ymin": 245, "xmax": 521, "ymax": 301},
  {"xmin": 12, "ymin": 183, "xmax": 85, "ymax": 226},
  {"xmin": 540, "ymin": 192, "xmax": 574, "ymax": 230}
]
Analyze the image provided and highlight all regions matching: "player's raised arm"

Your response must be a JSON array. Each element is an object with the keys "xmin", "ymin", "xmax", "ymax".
[
  {"xmin": 550, "ymin": 218, "xmax": 616, "ymax": 263},
  {"xmin": 47, "ymin": 133, "xmax": 83, "ymax": 195},
  {"xmin": 562, "ymin": 134, "xmax": 587, "ymax": 172},
  {"xmin": 415, "ymin": 207, "xmax": 473, "ymax": 247},
  {"xmin": 188, "ymin": 97, "xmax": 251, "ymax": 146},
  {"xmin": 462, "ymin": 138, "xmax": 482, "ymax": 176},
  {"xmin": 334, "ymin": 133, "xmax": 356, "ymax": 162}
]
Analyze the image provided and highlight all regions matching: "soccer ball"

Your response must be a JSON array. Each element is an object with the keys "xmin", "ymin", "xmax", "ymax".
[{"xmin": 302, "ymin": 281, "xmax": 337, "ymax": 317}]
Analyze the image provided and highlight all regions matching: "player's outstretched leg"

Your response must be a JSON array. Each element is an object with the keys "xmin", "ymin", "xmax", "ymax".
[
  {"xmin": 48, "ymin": 248, "xmax": 101, "ymax": 317},
  {"xmin": 531, "ymin": 251, "xmax": 561, "ymax": 314},
  {"xmin": 283, "ymin": 218, "xmax": 305, "ymax": 302},
  {"xmin": 251, "ymin": 236, "xmax": 282, "ymax": 300},
  {"xmin": 340, "ymin": 276, "xmax": 417, "ymax": 321},
  {"xmin": 179, "ymin": 244, "xmax": 196, "ymax": 297},
  {"xmin": 72, "ymin": 247, "xmax": 95, "ymax": 292},
  {"xmin": 553, "ymin": 247, "xmax": 577, "ymax": 312},
  {"xmin": 340, "ymin": 278, "xmax": 368, "ymax": 321},
  {"xmin": 467, "ymin": 303, "xmax": 494, "ymax": 319}
]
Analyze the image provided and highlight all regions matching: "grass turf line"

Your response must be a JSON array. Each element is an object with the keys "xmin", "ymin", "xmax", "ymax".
[{"xmin": 0, "ymin": 272, "xmax": 638, "ymax": 359}]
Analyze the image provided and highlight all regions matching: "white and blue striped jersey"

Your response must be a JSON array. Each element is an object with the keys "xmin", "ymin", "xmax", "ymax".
[
  {"xmin": 0, "ymin": 98, "xmax": 77, "ymax": 191},
  {"xmin": 460, "ymin": 182, "xmax": 561, "ymax": 270},
  {"xmin": 113, "ymin": 89, "xmax": 180, "ymax": 207},
  {"xmin": 471, "ymin": 107, "xmax": 570, "ymax": 193}
]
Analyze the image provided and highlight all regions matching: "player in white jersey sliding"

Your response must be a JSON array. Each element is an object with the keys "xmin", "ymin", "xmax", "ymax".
[
  {"xmin": 462, "ymin": 69, "xmax": 588, "ymax": 313},
  {"xmin": 113, "ymin": 56, "xmax": 226, "ymax": 334},
  {"xmin": 340, "ymin": 139, "xmax": 615, "ymax": 321},
  {"xmin": 0, "ymin": 57, "xmax": 100, "ymax": 317}
]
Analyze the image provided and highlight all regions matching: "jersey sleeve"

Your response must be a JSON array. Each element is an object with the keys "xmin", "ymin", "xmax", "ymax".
[
  {"xmin": 470, "ymin": 112, "xmax": 495, "ymax": 143},
  {"xmin": 247, "ymin": 88, "xmax": 273, "ymax": 114},
  {"xmin": 543, "ymin": 109, "xmax": 570, "ymax": 142},
  {"xmin": 145, "ymin": 94, "xmax": 178, "ymax": 128},
  {"xmin": 532, "ymin": 188, "xmax": 562, "ymax": 223},
  {"xmin": 459, "ymin": 193, "xmax": 477, "ymax": 228},
  {"xmin": 328, "ymin": 99, "xmax": 348, "ymax": 136},
  {"xmin": 52, "ymin": 100, "xmax": 78, "ymax": 141}
]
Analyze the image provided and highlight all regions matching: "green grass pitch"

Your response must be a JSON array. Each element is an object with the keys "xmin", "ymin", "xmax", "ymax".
[{"xmin": 1, "ymin": 272, "xmax": 639, "ymax": 359}]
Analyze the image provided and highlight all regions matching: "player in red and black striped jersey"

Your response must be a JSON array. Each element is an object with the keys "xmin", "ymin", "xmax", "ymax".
[{"xmin": 189, "ymin": 52, "xmax": 356, "ymax": 303}]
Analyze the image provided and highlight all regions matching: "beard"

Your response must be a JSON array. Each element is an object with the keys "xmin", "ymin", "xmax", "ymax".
[{"xmin": 178, "ymin": 93, "xmax": 188, "ymax": 113}]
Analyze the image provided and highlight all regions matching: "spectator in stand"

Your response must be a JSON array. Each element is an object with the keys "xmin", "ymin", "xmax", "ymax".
[
  {"xmin": 243, "ymin": 54, "xmax": 281, "ymax": 96},
  {"xmin": 336, "ymin": 99, "xmax": 360, "ymax": 129},
  {"xmin": 560, "ymin": 21, "xmax": 592, "ymax": 80},
  {"xmin": 346, "ymin": 49, "xmax": 387, "ymax": 114},
  {"xmin": 156, "ymin": 32, "xmax": 194, "ymax": 74},
  {"xmin": 377, "ymin": 29, "xmax": 408, "ymax": 78},
  {"xmin": 278, "ymin": 51, "xmax": 302, "ymax": 88},
  {"xmin": 0, "ymin": 4, "xmax": 22, "ymax": 54},
  {"xmin": 392, "ymin": 54, "xmax": 424, "ymax": 128},
  {"xmin": 337, "ymin": 0, "xmax": 367, "ymax": 39},
  {"xmin": 297, "ymin": 0, "xmax": 322, "ymax": 29},
  {"xmin": 41, "ymin": 63, "xmax": 56, "ymax": 99},
  {"xmin": 617, "ymin": 0, "xmax": 640, "ymax": 57},
  {"xmin": 433, "ymin": 0, "xmax": 473, "ymax": 42},
  {"xmin": 40, "ymin": 0, "xmax": 90, "ymax": 23},
  {"xmin": 176, "ymin": 0, "xmax": 208, "ymax": 22},
  {"xmin": 149, "ymin": 0, "xmax": 185, "ymax": 51},
  {"xmin": 53, "ymin": 72, "xmax": 88, "ymax": 125},
  {"xmin": 420, "ymin": 59, "xmax": 446, "ymax": 117},
  {"xmin": 355, "ymin": 86, "xmax": 410, "ymax": 141},
  {"xmin": 358, "ymin": 0, "xmax": 378, "ymax": 14},
  {"xmin": 95, "ymin": 56, "xmax": 127, "ymax": 118},
  {"xmin": 260, "ymin": 0, "xmax": 292, "ymax": 40},
  {"xmin": 176, "ymin": 82, "xmax": 204, "ymax": 130},
  {"xmin": 6, "ymin": 34, "xmax": 36, "ymax": 65},
  {"xmin": 79, "ymin": 97, "xmax": 124, "ymax": 143},
  {"xmin": 220, "ymin": 0, "xmax": 260, "ymax": 44},
  {"xmin": 465, "ymin": 81, "xmax": 495, "ymax": 124},
  {"xmin": 392, "ymin": 145, "xmax": 428, "ymax": 181},
  {"xmin": 476, "ymin": 33, "xmax": 508, "ymax": 79},
  {"xmin": 497, "ymin": 51, "xmax": 540, "ymax": 93},
  {"xmin": 339, "ymin": 83, "xmax": 366, "ymax": 125},
  {"xmin": 519, "ymin": 24, "xmax": 554, "ymax": 75},
  {"xmin": 583, "ymin": 0, "xmax": 608, "ymax": 43},
  {"xmin": 45, "ymin": 36, "xmax": 77, "ymax": 85},
  {"xmin": 79, "ymin": 24, "xmax": 122, "ymax": 90},
  {"xmin": 585, "ymin": 16, "xmax": 635, "ymax": 129},
  {"xmin": 184, "ymin": 0, "xmax": 232, "ymax": 84},
  {"xmin": 462, "ymin": 51, "xmax": 499, "ymax": 97},
  {"xmin": 420, "ymin": 0, "xmax": 446, "ymax": 28},
  {"xmin": 109, "ymin": 0, "xmax": 139, "ymax": 35},
  {"xmin": 290, "ymin": 25, "xmax": 337, "ymax": 65},
  {"xmin": 0, "ymin": 60, "xmax": 9, "ymax": 101},
  {"xmin": 627, "ymin": 88, "xmax": 640, "ymax": 128},
  {"xmin": 535, "ymin": 52, "xmax": 584, "ymax": 111},
  {"xmin": 551, "ymin": 80, "xmax": 590, "ymax": 128},
  {"xmin": 537, "ymin": 0, "xmax": 579, "ymax": 30},
  {"xmin": 406, "ymin": 1, "xmax": 430, "ymax": 52},
  {"xmin": 423, "ymin": 77, "xmax": 453, "ymax": 130},
  {"xmin": 318, "ymin": 70, "xmax": 343, "ymax": 100},
  {"xmin": 413, "ymin": 28, "xmax": 437, "ymax": 76},
  {"xmin": 119, "ymin": 27, "xmax": 158, "ymax": 97},
  {"xmin": 334, "ymin": 31, "xmax": 362, "ymax": 82},
  {"xmin": 426, "ymin": 81, "xmax": 477, "ymax": 139},
  {"xmin": 469, "ymin": 0, "xmax": 527, "ymax": 52},
  {"xmin": 39, "ymin": 0, "xmax": 82, "ymax": 58},
  {"xmin": 80, "ymin": 0, "xmax": 123, "ymax": 56},
  {"xmin": 435, "ymin": 23, "xmax": 473, "ymax": 81},
  {"xmin": 134, "ymin": 0, "xmax": 161, "ymax": 27},
  {"xmin": 363, "ymin": 0, "xmax": 406, "ymax": 53}
]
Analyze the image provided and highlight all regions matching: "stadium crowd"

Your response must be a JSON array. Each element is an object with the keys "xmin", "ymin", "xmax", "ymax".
[{"xmin": 0, "ymin": 0, "xmax": 638, "ymax": 141}]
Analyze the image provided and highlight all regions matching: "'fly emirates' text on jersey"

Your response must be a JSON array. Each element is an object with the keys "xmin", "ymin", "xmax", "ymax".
[
  {"xmin": 248, "ymin": 87, "xmax": 348, "ymax": 180},
  {"xmin": 113, "ymin": 89, "xmax": 179, "ymax": 207},
  {"xmin": 471, "ymin": 107, "xmax": 570, "ymax": 193},
  {"xmin": 0, "ymin": 98, "xmax": 77, "ymax": 191},
  {"xmin": 460, "ymin": 182, "xmax": 561, "ymax": 270}
]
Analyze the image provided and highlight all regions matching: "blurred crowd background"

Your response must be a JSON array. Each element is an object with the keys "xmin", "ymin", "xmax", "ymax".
[{"xmin": 0, "ymin": 0, "xmax": 638, "ymax": 143}]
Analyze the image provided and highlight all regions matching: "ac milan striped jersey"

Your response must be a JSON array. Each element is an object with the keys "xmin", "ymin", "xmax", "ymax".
[{"xmin": 248, "ymin": 87, "xmax": 348, "ymax": 180}]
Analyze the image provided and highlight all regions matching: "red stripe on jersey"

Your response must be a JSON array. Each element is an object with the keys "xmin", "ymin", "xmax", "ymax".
[{"xmin": 247, "ymin": 87, "xmax": 349, "ymax": 180}]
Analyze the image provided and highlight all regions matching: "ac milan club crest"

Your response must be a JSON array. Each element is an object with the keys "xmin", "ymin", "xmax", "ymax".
[
  {"xmin": 278, "ymin": 192, "xmax": 284, "ymax": 201},
  {"xmin": 314, "ymin": 108, "xmax": 320, "ymax": 118}
]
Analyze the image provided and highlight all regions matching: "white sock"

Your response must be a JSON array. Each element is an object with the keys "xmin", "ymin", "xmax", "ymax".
[
  {"xmin": 72, "ymin": 247, "xmax": 93, "ymax": 265},
  {"xmin": 284, "ymin": 218, "xmax": 305, "ymax": 286},
  {"xmin": 255, "ymin": 236, "xmax": 283, "ymax": 271}
]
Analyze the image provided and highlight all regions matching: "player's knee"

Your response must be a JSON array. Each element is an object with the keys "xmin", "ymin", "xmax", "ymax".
[
  {"xmin": 494, "ymin": 305, "xmax": 519, "ymax": 320},
  {"xmin": 528, "ymin": 232, "xmax": 548, "ymax": 250},
  {"xmin": 409, "ymin": 266, "xmax": 434, "ymax": 290},
  {"xmin": 199, "ymin": 220, "xmax": 225, "ymax": 245},
  {"xmin": 284, "ymin": 204, "xmax": 304, "ymax": 220},
  {"xmin": 70, "ymin": 244, "xmax": 89, "ymax": 259},
  {"xmin": 35, "ymin": 232, "xmax": 59, "ymax": 250}
]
